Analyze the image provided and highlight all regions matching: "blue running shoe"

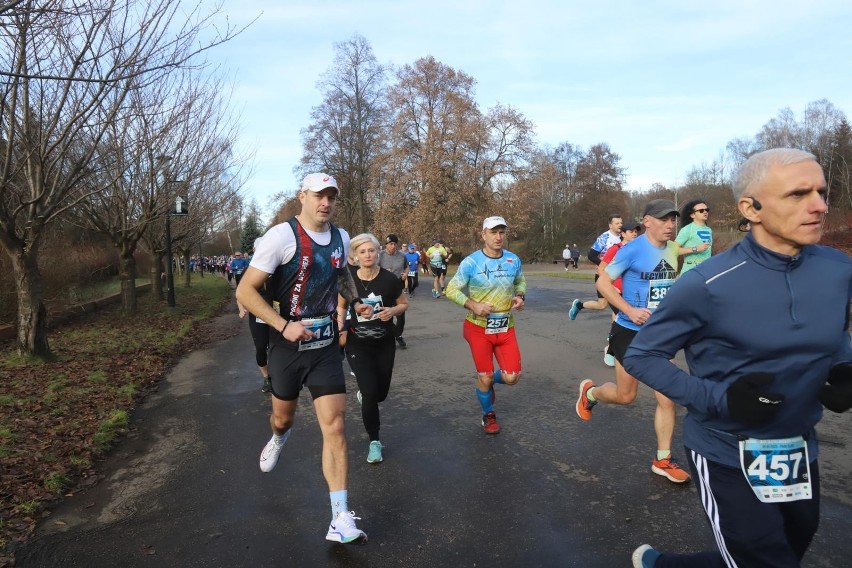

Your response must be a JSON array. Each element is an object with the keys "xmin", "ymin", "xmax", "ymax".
[
  {"xmin": 632, "ymin": 544, "xmax": 661, "ymax": 568},
  {"xmin": 367, "ymin": 440, "xmax": 383, "ymax": 463},
  {"xmin": 568, "ymin": 299, "xmax": 582, "ymax": 320}
]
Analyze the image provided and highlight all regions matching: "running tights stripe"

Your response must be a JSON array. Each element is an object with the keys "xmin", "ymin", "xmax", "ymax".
[{"xmin": 691, "ymin": 449, "xmax": 738, "ymax": 568}]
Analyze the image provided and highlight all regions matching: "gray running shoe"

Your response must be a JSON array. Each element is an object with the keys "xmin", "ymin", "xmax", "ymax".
[{"xmin": 632, "ymin": 545, "xmax": 661, "ymax": 568}]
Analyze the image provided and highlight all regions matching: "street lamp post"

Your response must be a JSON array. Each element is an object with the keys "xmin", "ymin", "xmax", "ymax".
[
  {"xmin": 165, "ymin": 213, "xmax": 176, "ymax": 307},
  {"xmin": 165, "ymin": 196, "xmax": 189, "ymax": 308}
]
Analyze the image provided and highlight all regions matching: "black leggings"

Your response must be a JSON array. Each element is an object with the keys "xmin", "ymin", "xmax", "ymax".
[
  {"xmin": 394, "ymin": 312, "xmax": 406, "ymax": 337},
  {"xmin": 248, "ymin": 314, "xmax": 270, "ymax": 367},
  {"xmin": 345, "ymin": 334, "xmax": 396, "ymax": 441}
]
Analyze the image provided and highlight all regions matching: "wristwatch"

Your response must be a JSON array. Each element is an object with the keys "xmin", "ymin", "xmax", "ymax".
[
  {"xmin": 692, "ymin": 246, "xmax": 697, "ymax": 253},
  {"xmin": 516, "ymin": 293, "xmax": 525, "ymax": 301}
]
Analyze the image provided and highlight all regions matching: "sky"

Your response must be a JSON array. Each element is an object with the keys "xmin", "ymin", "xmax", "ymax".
[{"xmin": 207, "ymin": 0, "xmax": 852, "ymax": 212}]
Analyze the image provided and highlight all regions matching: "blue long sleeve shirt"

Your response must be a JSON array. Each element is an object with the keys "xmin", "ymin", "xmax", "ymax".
[{"xmin": 623, "ymin": 233, "xmax": 852, "ymax": 467}]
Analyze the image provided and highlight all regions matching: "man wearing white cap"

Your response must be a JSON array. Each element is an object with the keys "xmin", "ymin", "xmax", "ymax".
[
  {"xmin": 445, "ymin": 216, "xmax": 527, "ymax": 434},
  {"xmin": 236, "ymin": 172, "xmax": 373, "ymax": 544}
]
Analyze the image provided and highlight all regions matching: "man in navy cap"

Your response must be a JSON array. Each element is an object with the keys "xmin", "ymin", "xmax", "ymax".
[{"xmin": 576, "ymin": 199, "xmax": 690, "ymax": 484}]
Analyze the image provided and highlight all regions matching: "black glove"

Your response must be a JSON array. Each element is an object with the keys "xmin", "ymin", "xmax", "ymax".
[
  {"xmin": 726, "ymin": 373, "xmax": 785, "ymax": 426},
  {"xmin": 819, "ymin": 363, "xmax": 852, "ymax": 413}
]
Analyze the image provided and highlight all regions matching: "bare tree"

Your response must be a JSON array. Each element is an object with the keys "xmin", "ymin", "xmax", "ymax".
[
  {"xmin": 574, "ymin": 143, "xmax": 626, "ymax": 194},
  {"xmin": 0, "ymin": 0, "xmax": 246, "ymax": 355},
  {"xmin": 825, "ymin": 117, "xmax": 852, "ymax": 218},
  {"xmin": 735, "ymin": 100, "xmax": 846, "ymax": 164},
  {"xmin": 299, "ymin": 34, "xmax": 388, "ymax": 235},
  {"xmin": 382, "ymin": 56, "xmax": 487, "ymax": 245}
]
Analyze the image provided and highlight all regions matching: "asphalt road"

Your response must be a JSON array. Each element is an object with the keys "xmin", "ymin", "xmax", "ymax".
[{"xmin": 16, "ymin": 269, "xmax": 852, "ymax": 567}]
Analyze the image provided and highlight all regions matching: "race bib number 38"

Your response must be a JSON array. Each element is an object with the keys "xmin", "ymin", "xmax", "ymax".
[
  {"xmin": 647, "ymin": 277, "xmax": 674, "ymax": 309},
  {"xmin": 739, "ymin": 436, "xmax": 811, "ymax": 503}
]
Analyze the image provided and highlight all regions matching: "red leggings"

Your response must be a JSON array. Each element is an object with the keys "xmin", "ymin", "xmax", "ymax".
[{"xmin": 462, "ymin": 320, "xmax": 521, "ymax": 375}]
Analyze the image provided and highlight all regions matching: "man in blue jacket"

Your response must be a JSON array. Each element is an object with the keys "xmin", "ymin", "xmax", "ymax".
[
  {"xmin": 229, "ymin": 251, "xmax": 249, "ymax": 286},
  {"xmin": 626, "ymin": 148, "xmax": 852, "ymax": 568}
]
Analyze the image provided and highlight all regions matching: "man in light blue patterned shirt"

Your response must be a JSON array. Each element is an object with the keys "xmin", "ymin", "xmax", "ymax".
[{"xmin": 445, "ymin": 216, "xmax": 527, "ymax": 435}]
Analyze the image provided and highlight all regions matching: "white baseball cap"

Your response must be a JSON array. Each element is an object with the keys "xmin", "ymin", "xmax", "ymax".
[
  {"xmin": 301, "ymin": 173, "xmax": 339, "ymax": 193},
  {"xmin": 482, "ymin": 216, "xmax": 508, "ymax": 230}
]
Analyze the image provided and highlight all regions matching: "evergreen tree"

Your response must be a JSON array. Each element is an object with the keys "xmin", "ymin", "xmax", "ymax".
[{"xmin": 239, "ymin": 201, "xmax": 264, "ymax": 254}]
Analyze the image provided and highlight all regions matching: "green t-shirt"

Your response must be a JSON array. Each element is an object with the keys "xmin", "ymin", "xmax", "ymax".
[{"xmin": 676, "ymin": 223, "xmax": 712, "ymax": 273}]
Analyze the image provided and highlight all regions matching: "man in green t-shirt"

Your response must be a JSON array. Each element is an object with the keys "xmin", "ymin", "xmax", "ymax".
[{"xmin": 675, "ymin": 199, "xmax": 712, "ymax": 274}]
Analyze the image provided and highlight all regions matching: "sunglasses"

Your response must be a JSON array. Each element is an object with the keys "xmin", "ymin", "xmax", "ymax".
[{"xmin": 693, "ymin": 208, "xmax": 710, "ymax": 214}]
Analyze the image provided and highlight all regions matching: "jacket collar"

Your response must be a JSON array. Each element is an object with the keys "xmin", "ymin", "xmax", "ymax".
[{"xmin": 740, "ymin": 232, "xmax": 806, "ymax": 271}]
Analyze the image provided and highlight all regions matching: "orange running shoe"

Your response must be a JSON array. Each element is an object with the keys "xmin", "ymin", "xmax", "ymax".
[
  {"xmin": 651, "ymin": 456, "xmax": 691, "ymax": 483},
  {"xmin": 481, "ymin": 411, "xmax": 500, "ymax": 434},
  {"xmin": 576, "ymin": 379, "xmax": 596, "ymax": 421}
]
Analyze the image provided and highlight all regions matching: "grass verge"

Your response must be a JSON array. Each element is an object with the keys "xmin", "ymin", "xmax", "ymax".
[{"xmin": 0, "ymin": 275, "xmax": 231, "ymax": 565}]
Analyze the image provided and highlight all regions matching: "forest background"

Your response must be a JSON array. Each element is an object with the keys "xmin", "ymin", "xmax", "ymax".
[
  {"xmin": 2, "ymin": 10, "xmax": 852, "ymax": 357},
  {"xmin": 2, "ymin": 3, "xmax": 852, "ymax": 563}
]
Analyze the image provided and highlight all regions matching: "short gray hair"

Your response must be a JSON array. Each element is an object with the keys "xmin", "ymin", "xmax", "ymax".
[
  {"xmin": 732, "ymin": 148, "xmax": 816, "ymax": 200},
  {"xmin": 348, "ymin": 233, "xmax": 381, "ymax": 265}
]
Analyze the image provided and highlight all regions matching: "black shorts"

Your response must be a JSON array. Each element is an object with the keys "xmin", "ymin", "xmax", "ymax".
[
  {"xmin": 267, "ymin": 340, "xmax": 345, "ymax": 401},
  {"xmin": 430, "ymin": 264, "xmax": 442, "ymax": 277},
  {"xmin": 608, "ymin": 322, "xmax": 638, "ymax": 365}
]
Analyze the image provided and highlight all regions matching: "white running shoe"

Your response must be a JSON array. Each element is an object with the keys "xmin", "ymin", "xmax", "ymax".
[
  {"xmin": 259, "ymin": 431, "xmax": 290, "ymax": 472},
  {"xmin": 326, "ymin": 510, "xmax": 367, "ymax": 543}
]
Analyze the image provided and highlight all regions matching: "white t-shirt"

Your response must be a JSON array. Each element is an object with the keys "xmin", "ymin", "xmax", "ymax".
[{"xmin": 250, "ymin": 221, "xmax": 351, "ymax": 275}]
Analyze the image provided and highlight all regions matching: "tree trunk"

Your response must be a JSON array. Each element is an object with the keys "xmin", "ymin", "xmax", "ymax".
[
  {"xmin": 10, "ymin": 246, "xmax": 51, "ymax": 356},
  {"xmin": 183, "ymin": 249, "xmax": 191, "ymax": 287},
  {"xmin": 151, "ymin": 252, "xmax": 164, "ymax": 300},
  {"xmin": 119, "ymin": 252, "xmax": 137, "ymax": 314}
]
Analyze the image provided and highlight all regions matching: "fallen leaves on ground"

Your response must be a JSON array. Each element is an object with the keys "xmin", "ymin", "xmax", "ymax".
[{"xmin": 0, "ymin": 278, "xmax": 239, "ymax": 566}]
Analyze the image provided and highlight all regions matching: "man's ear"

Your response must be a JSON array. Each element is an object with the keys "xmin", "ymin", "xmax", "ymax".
[{"xmin": 738, "ymin": 197, "xmax": 761, "ymax": 223}]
